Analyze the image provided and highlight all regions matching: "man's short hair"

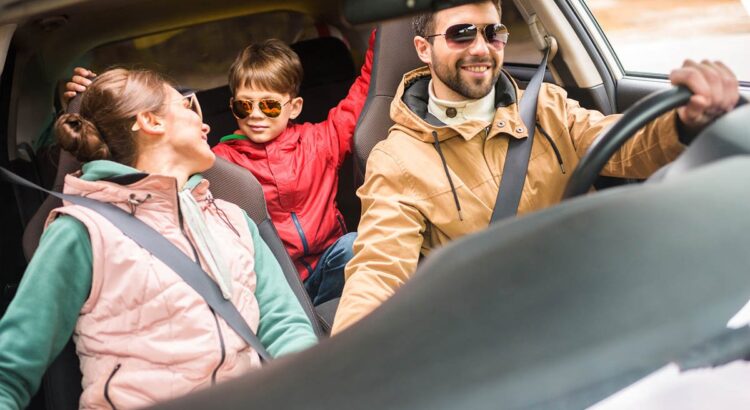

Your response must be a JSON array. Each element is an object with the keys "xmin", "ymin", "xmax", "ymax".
[
  {"xmin": 228, "ymin": 39, "xmax": 303, "ymax": 97},
  {"xmin": 412, "ymin": 0, "xmax": 502, "ymax": 38}
]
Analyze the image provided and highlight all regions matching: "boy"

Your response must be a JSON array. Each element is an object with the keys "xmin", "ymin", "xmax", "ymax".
[
  {"xmin": 66, "ymin": 32, "xmax": 374, "ymax": 305},
  {"xmin": 213, "ymin": 33, "xmax": 375, "ymax": 305}
]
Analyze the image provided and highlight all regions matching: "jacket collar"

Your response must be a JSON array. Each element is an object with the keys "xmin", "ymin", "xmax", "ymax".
[
  {"xmin": 392, "ymin": 66, "xmax": 531, "ymax": 143},
  {"xmin": 218, "ymin": 123, "xmax": 301, "ymax": 156},
  {"xmin": 65, "ymin": 160, "xmax": 211, "ymax": 210}
]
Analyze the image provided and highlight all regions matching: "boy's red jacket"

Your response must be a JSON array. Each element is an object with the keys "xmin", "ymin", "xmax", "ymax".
[{"xmin": 212, "ymin": 33, "xmax": 374, "ymax": 281}]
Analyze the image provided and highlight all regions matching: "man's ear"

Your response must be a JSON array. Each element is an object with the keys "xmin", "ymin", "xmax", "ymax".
[
  {"xmin": 414, "ymin": 36, "xmax": 433, "ymax": 66},
  {"xmin": 289, "ymin": 96, "xmax": 304, "ymax": 120},
  {"xmin": 131, "ymin": 111, "xmax": 165, "ymax": 135}
]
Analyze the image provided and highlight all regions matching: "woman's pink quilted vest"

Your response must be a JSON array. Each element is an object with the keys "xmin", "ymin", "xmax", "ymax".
[{"xmin": 45, "ymin": 172, "xmax": 262, "ymax": 409}]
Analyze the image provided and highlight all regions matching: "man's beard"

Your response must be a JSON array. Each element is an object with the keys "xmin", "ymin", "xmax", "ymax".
[{"xmin": 433, "ymin": 55, "xmax": 501, "ymax": 100}]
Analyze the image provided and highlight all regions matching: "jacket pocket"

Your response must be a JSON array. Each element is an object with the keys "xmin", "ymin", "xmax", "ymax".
[{"xmin": 104, "ymin": 363, "xmax": 122, "ymax": 410}]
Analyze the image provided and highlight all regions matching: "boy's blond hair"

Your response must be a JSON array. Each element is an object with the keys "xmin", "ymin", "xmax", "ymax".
[{"xmin": 228, "ymin": 39, "xmax": 303, "ymax": 97}]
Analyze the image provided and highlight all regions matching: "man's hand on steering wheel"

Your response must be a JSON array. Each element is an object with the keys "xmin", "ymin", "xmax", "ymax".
[{"xmin": 670, "ymin": 60, "xmax": 739, "ymax": 132}]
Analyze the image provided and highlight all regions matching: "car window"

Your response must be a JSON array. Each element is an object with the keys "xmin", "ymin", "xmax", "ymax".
[
  {"xmin": 77, "ymin": 11, "xmax": 321, "ymax": 90},
  {"xmin": 582, "ymin": 0, "xmax": 750, "ymax": 81}
]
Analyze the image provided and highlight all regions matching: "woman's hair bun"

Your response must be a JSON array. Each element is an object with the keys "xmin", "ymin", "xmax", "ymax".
[{"xmin": 54, "ymin": 112, "xmax": 111, "ymax": 163}]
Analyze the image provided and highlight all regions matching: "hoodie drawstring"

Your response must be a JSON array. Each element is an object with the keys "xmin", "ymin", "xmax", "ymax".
[
  {"xmin": 536, "ymin": 122, "xmax": 566, "ymax": 174},
  {"xmin": 127, "ymin": 193, "xmax": 152, "ymax": 216},
  {"xmin": 206, "ymin": 196, "xmax": 241, "ymax": 238},
  {"xmin": 432, "ymin": 131, "xmax": 464, "ymax": 221}
]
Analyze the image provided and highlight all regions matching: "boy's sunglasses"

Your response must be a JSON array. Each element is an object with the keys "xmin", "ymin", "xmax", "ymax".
[
  {"xmin": 426, "ymin": 23, "xmax": 509, "ymax": 50},
  {"xmin": 230, "ymin": 98, "xmax": 291, "ymax": 119}
]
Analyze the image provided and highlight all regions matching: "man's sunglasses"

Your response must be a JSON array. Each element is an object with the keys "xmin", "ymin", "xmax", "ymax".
[
  {"xmin": 426, "ymin": 23, "xmax": 509, "ymax": 50},
  {"xmin": 230, "ymin": 98, "xmax": 291, "ymax": 119}
]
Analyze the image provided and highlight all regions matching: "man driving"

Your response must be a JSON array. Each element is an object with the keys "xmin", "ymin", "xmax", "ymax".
[{"xmin": 332, "ymin": 0, "xmax": 740, "ymax": 333}]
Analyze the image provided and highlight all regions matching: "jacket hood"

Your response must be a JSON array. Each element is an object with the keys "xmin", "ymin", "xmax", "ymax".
[
  {"xmin": 390, "ymin": 66, "xmax": 520, "ymax": 143},
  {"xmin": 80, "ymin": 160, "xmax": 205, "ymax": 191},
  {"xmin": 67, "ymin": 160, "xmax": 212, "ymax": 223}
]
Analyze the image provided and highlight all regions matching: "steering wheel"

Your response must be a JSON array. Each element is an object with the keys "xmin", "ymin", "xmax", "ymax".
[
  {"xmin": 563, "ymin": 88, "xmax": 749, "ymax": 199},
  {"xmin": 562, "ymin": 87, "xmax": 694, "ymax": 199}
]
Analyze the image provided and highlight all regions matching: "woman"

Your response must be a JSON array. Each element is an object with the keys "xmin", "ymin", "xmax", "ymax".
[{"xmin": 0, "ymin": 68, "xmax": 317, "ymax": 409}]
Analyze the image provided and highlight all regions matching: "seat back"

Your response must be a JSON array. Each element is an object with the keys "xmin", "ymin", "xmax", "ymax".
[
  {"xmin": 353, "ymin": 17, "xmax": 423, "ymax": 185},
  {"xmin": 202, "ymin": 157, "xmax": 324, "ymax": 337},
  {"xmin": 22, "ymin": 149, "xmax": 79, "ymax": 261}
]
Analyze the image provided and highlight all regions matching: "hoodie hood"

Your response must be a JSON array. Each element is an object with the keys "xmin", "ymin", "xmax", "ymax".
[
  {"xmin": 388, "ymin": 67, "xmax": 527, "ymax": 220},
  {"xmin": 66, "ymin": 159, "xmax": 211, "ymax": 220},
  {"xmin": 390, "ymin": 66, "xmax": 529, "ymax": 143},
  {"xmin": 79, "ymin": 160, "xmax": 206, "ymax": 191}
]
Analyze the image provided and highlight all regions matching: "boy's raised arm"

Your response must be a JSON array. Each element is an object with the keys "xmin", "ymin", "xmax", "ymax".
[{"xmin": 314, "ymin": 29, "xmax": 376, "ymax": 166}]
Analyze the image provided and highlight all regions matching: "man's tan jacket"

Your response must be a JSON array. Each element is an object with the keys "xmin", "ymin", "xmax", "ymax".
[{"xmin": 332, "ymin": 67, "xmax": 684, "ymax": 334}]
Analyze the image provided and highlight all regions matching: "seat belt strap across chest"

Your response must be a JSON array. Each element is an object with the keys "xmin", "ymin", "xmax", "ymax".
[
  {"xmin": 0, "ymin": 167, "xmax": 272, "ymax": 362},
  {"xmin": 491, "ymin": 48, "xmax": 550, "ymax": 223}
]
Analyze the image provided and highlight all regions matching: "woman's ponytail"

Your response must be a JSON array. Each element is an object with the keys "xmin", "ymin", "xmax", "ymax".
[
  {"xmin": 54, "ymin": 113, "xmax": 111, "ymax": 163},
  {"xmin": 52, "ymin": 68, "xmax": 169, "ymax": 166}
]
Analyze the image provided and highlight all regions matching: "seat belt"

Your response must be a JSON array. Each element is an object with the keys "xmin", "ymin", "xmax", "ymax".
[
  {"xmin": 0, "ymin": 167, "xmax": 272, "ymax": 362},
  {"xmin": 490, "ymin": 48, "xmax": 550, "ymax": 223}
]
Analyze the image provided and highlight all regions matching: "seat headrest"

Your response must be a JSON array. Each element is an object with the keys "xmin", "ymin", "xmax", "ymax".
[
  {"xmin": 22, "ymin": 149, "xmax": 81, "ymax": 261},
  {"xmin": 353, "ymin": 17, "xmax": 424, "ymax": 185},
  {"xmin": 291, "ymin": 37, "xmax": 356, "ymax": 89}
]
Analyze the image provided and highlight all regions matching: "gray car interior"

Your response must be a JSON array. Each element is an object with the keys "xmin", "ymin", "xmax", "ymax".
[
  {"xmin": 150, "ymin": 104, "xmax": 750, "ymax": 410},
  {"xmin": 3, "ymin": 0, "xmax": 750, "ymax": 408}
]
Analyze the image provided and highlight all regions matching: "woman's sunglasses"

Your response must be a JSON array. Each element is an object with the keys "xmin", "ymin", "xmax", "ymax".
[
  {"xmin": 182, "ymin": 93, "xmax": 203, "ymax": 120},
  {"xmin": 426, "ymin": 23, "xmax": 509, "ymax": 50},
  {"xmin": 230, "ymin": 98, "xmax": 291, "ymax": 119},
  {"xmin": 133, "ymin": 92, "xmax": 203, "ymax": 132}
]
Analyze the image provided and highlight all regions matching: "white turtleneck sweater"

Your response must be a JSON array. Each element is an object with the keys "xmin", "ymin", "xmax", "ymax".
[{"xmin": 427, "ymin": 80, "xmax": 496, "ymax": 126}]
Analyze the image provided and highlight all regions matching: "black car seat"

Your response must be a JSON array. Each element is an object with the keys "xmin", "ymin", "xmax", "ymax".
[
  {"xmin": 290, "ymin": 36, "xmax": 356, "ymax": 123},
  {"xmin": 22, "ymin": 151, "xmax": 324, "ymax": 410},
  {"xmin": 353, "ymin": 17, "xmax": 423, "ymax": 186},
  {"xmin": 303, "ymin": 18, "xmax": 424, "ymax": 321}
]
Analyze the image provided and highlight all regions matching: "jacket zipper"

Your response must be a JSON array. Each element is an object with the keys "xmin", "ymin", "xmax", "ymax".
[
  {"xmin": 104, "ymin": 363, "xmax": 122, "ymax": 410},
  {"xmin": 175, "ymin": 183, "xmax": 226, "ymax": 382},
  {"xmin": 290, "ymin": 212, "xmax": 310, "ymax": 256},
  {"xmin": 536, "ymin": 122, "xmax": 566, "ymax": 174},
  {"xmin": 210, "ymin": 309, "xmax": 227, "ymax": 385}
]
